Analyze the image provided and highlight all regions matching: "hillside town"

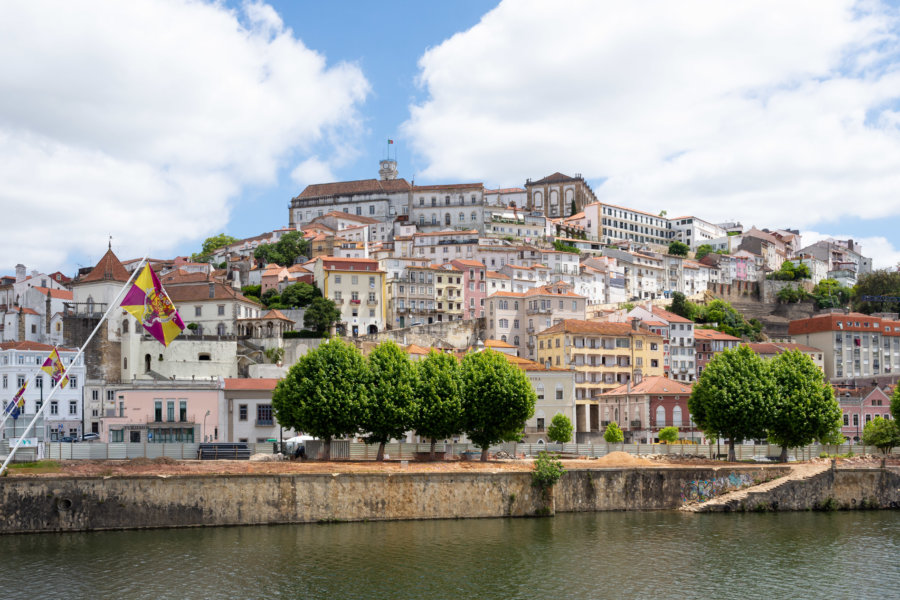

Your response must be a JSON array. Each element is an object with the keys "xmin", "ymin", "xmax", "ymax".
[{"xmin": 1, "ymin": 160, "xmax": 894, "ymax": 450}]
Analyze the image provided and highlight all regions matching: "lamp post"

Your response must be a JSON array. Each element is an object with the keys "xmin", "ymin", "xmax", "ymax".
[{"xmin": 203, "ymin": 410, "xmax": 210, "ymax": 442}]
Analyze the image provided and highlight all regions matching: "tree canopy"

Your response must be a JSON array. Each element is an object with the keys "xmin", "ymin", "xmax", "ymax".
[
  {"xmin": 892, "ymin": 385, "xmax": 900, "ymax": 422},
  {"xmin": 767, "ymin": 350, "xmax": 841, "ymax": 461},
  {"xmin": 413, "ymin": 350, "xmax": 463, "ymax": 458},
  {"xmin": 303, "ymin": 297, "xmax": 341, "ymax": 334},
  {"xmin": 811, "ymin": 279, "xmax": 852, "ymax": 309},
  {"xmin": 192, "ymin": 233, "xmax": 238, "ymax": 263},
  {"xmin": 852, "ymin": 270, "xmax": 900, "ymax": 314},
  {"xmin": 547, "ymin": 413, "xmax": 573, "ymax": 444},
  {"xmin": 604, "ymin": 421, "xmax": 624, "ymax": 443},
  {"xmin": 767, "ymin": 261, "xmax": 811, "ymax": 281},
  {"xmin": 695, "ymin": 244, "xmax": 713, "ymax": 261},
  {"xmin": 668, "ymin": 240, "xmax": 689, "ymax": 256},
  {"xmin": 459, "ymin": 349, "xmax": 536, "ymax": 461},
  {"xmin": 861, "ymin": 417, "xmax": 900, "ymax": 454},
  {"xmin": 362, "ymin": 342, "xmax": 417, "ymax": 460},
  {"xmin": 667, "ymin": 296, "xmax": 763, "ymax": 340},
  {"xmin": 254, "ymin": 231, "xmax": 310, "ymax": 267},
  {"xmin": 659, "ymin": 426, "xmax": 679, "ymax": 443},
  {"xmin": 272, "ymin": 338, "xmax": 368, "ymax": 459},
  {"xmin": 689, "ymin": 345, "xmax": 773, "ymax": 461},
  {"xmin": 262, "ymin": 282, "xmax": 321, "ymax": 309}
]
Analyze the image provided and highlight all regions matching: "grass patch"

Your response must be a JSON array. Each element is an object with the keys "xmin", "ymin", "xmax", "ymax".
[{"xmin": 7, "ymin": 460, "xmax": 60, "ymax": 473}]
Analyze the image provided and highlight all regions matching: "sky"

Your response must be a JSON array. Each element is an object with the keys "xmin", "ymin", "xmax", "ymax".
[{"xmin": 2, "ymin": 0, "xmax": 900, "ymax": 275}]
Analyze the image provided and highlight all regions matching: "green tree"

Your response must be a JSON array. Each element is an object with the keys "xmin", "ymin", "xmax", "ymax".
[
  {"xmin": 263, "ymin": 346, "xmax": 284, "ymax": 365},
  {"xmin": 852, "ymin": 270, "xmax": 900, "ymax": 314},
  {"xmin": 260, "ymin": 288, "xmax": 280, "ymax": 307},
  {"xmin": 552, "ymin": 240, "xmax": 580, "ymax": 254},
  {"xmin": 362, "ymin": 342, "xmax": 417, "ymax": 461},
  {"xmin": 570, "ymin": 198, "xmax": 577, "ymax": 216},
  {"xmin": 669, "ymin": 292, "xmax": 697, "ymax": 320},
  {"xmin": 696, "ymin": 299, "xmax": 763, "ymax": 340},
  {"xmin": 271, "ymin": 339, "xmax": 368, "ymax": 460},
  {"xmin": 242, "ymin": 285, "xmax": 261, "ymax": 298},
  {"xmin": 279, "ymin": 282, "xmax": 321, "ymax": 308},
  {"xmin": 303, "ymin": 297, "xmax": 341, "ymax": 334},
  {"xmin": 532, "ymin": 450, "xmax": 566, "ymax": 508},
  {"xmin": 659, "ymin": 426, "xmax": 679, "ymax": 443},
  {"xmin": 892, "ymin": 385, "xmax": 900, "ymax": 422},
  {"xmin": 192, "ymin": 233, "xmax": 238, "ymax": 263},
  {"xmin": 604, "ymin": 421, "xmax": 624, "ymax": 443},
  {"xmin": 689, "ymin": 346, "xmax": 772, "ymax": 461},
  {"xmin": 668, "ymin": 240, "xmax": 689, "ymax": 256},
  {"xmin": 460, "ymin": 349, "xmax": 536, "ymax": 461},
  {"xmin": 254, "ymin": 231, "xmax": 310, "ymax": 267},
  {"xmin": 768, "ymin": 350, "xmax": 841, "ymax": 462},
  {"xmin": 861, "ymin": 417, "xmax": 900, "ymax": 454},
  {"xmin": 695, "ymin": 244, "xmax": 713, "ymax": 261},
  {"xmin": 812, "ymin": 279, "xmax": 851, "ymax": 309},
  {"xmin": 414, "ymin": 350, "xmax": 463, "ymax": 459},
  {"xmin": 547, "ymin": 413, "xmax": 573, "ymax": 444}
]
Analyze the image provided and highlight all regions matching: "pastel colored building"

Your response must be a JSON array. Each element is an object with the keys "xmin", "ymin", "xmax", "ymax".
[
  {"xmin": 600, "ymin": 376, "xmax": 698, "ymax": 444},
  {"xmin": 694, "ymin": 328, "xmax": 741, "ymax": 379},
  {"xmin": 836, "ymin": 385, "xmax": 896, "ymax": 443}
]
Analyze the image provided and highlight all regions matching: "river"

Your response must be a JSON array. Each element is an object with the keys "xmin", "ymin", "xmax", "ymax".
[{"xmin": 2, "ymin": 511, "xmax": 897, "ymax": 599}]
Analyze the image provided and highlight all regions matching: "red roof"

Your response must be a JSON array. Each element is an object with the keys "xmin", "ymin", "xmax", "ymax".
[
  {"xmin": 788, "ymin": 312, "xmax": 900, "ymax": 336},
  {"xmin": 694, "ymin": 328, "xmax": 741, "ymax": 341},
  {"xmin": 0, "ymin": 341, "xmax": 76, "ymax": 352},
  {"xmin": 224, "ymin": 378, "xmax": 280, "ymax": 391},
  {"xmin": 33, "ymin": 287, "xmax": 74, "ymax": 300},
  {"xmin": 295, "ymin": 178, "xmax": 411, "ymax": 199},
  {"xmin": 79, "ymin": 249, "xmax": 130, "ymax": 283},
  {"xmin": 650, "ymin": 306, "xmax": 693, "ymax": 324},
  {"xmin": 603, "ymin": 376, "xmax": 693, "ymax": 396}
]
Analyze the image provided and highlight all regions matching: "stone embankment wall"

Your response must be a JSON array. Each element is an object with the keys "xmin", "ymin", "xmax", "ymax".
[
  {"xmin": 696, "ymin": 467, "xmax": 900, "ymax": 512},
  {"xmin": 355, "ymin": 317, "xmax": 485, "ymax": 349},
  {"xmin": 0, "ymin": 467, "xmax": 783, "ymax": 534}
]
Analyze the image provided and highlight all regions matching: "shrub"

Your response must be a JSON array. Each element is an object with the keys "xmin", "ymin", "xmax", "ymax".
[
  {"xmin": 604, "ymin": 421, "xmax": 624, "ymax": 443},
  {"xmin": 532, "ymin": 451, "xmax": 565, "ymax": 491},
  {"xmin": 659, "ymin": 426, "xmax": 679, "ymax": 443}
]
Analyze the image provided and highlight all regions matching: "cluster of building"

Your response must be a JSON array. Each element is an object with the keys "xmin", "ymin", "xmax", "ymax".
[{"xmin": 0, "ymin": 160, "xmax": 891, "ymax": 449}]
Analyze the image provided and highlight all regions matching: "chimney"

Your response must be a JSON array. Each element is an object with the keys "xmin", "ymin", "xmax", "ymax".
[
  {"xmin": 631, "ymin": 318, "xmax": 639, "ymax": 331},
  {"xmin": 231, "ymin": 266, "xmax": 241, "ymax": 290},
  {"xmin": 15, "ymin": 264, "xmax": 25, "ymax": 283},
  {"xmin": 17, "ymin": 308, "xmax": 25, "ymax": 341}
]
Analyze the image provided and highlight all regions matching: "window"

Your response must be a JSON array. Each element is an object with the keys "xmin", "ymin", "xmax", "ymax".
[
  {"xmin": 17, "ymin": 375, "xmax": 25, "ymax": 388},
  {"xmin": 180, "ymin": 400, "xmax": 187, "ymax": 422},
  {"xmin": 69, "ymin": 375, "xmax": 77, "ymax": 389},
  {"xmin": 218, "ymin": 305, "xmax": 225, "ymax": 316},
  {"xmin": 257, "ymin": 404, "xmax": 274, "ymax": 426},
  {"xmin": 852, "ymin": 414, "xmax": 859, "ymax": 427},
  {"xmin": 107, "ymin": 390, "xmax": 115, "ymax": 401},
  {"xmin": 111, "ymin": 430, "xmax": 124, "ymax": 443},
  {"xmin": 155, "ymin": 400, "xmax": 162, "ymax": 422},
  {"xmin": 50, "ymin": 401, "xmax": 58, "ymax": 415},
  {"xmin": 556, "ymin": 385, "xmax": 563, "ymax": 400},
  {"xmin": 130, "ymin": 431, "xmax": 141, "ymax": 443},
  {"xmin": 195, "ymin": 306, "xmax": 202, "ymax": 317},
  {"xmin": 239, "ymin": 404, "xmax": 248, "ymax": 421},
  {"xmin": 335, "ymin": 275, "xmax": 342, "ymax": 284},
  {"xmin": 69, "ymin": 401, "xmax": 77, "ymax": 415}
]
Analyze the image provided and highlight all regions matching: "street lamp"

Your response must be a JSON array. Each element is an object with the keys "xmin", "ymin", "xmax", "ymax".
[{"xmin": 203, "ymin": 410, "xmax": 211, "ymax": 442}]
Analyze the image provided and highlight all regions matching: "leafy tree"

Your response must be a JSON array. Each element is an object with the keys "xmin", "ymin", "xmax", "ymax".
[
  {"xmin": 192, "ymin": 233, "xmax": 238, "ymax": 263},
  {"xmin": 697, "ymin": 299, "xmax": 763, "ymax": 341},
  {"xmin": 689, "ymin": 346, "xmax": 773, "ymax": 461},
  {"xmin": 695, "ymin": 244, "xmax": 714, "ymax": 261},
  {"xmin": 254, "ymin": 231, "xmax": 310, "ymax": 267},
  {"xmin": 242, "ymin": 285, "xmax": 261, "ymax": 298},
  {"xmin": 812, "ymin": 279, "xmax": 851, "ymax": 309},
  {"xmin": 892, "ymin": 385, "xmax": 900, "ymax": 422},
  {"xmin": 263, "ymin": 346, "xmax": 284, "ymax": 365},
  {"xmin": 362, "ymin": 342, "xmax": 417, "ymax": 461},
  {"xmin": 260, "ymin": 288, "xmax": 280, "ymax": 307},
  {"xmin": 303, "ymin": 297, "xmax": 341, "ymax": 334},
  {"xmin": 776, "ymin": 285, "xmax": 806, "ymax": 304},
  {"xmin": 669, "ymin": 292, "xmax": 697, "ymax": 320},
  {"xmin": 547, "ymin": 413, "xmax": 573, "ymax": 444},
  {"xmin": 659, "ymin": 426, "xmax": 679, "ymax": 444},
  {"xmin": 768, "ymin": 261, "xmax": 811, "ymax": 281},
  {"xmin": 552, "ymin": 240, "xmax": 579, "ymax": 254},
  {"xmin": 570, "ymin": 199, "xmax": 577, "ymax": 216},
  {"xmin": 271, "ymin": 338, "xmax": 368, "ymax": 460},
  {"xmin": 668, "ymin": 240, "xmax": 689, "ymax": 256},
  {"xmin": 861, "ymin": 417, "xmax": 900, "ymax": 454},
  {"xmin": 532, "ymin": 450, "xmax": 566, "ymax": 507},
  {"xmin": 460, "ymin": 349, "xmax": 536, "ymax": 461},
  {"xmin": 852, "ymin": 270, "xmax": 900, "ymax": 314},
  {"xmin": 604, "ymin": 421, "xmax": 624, "ymax": 443},
  {"xmin": 768, "ymin": 350, "xmax": 841, "ymax": 462},
  {"xmin": 414, "ymin": 350, "xmax": 463, "ymax": 459},
  {"xmin": 279, "ymin": 282, "xmax": 321, "ymax": 308}
]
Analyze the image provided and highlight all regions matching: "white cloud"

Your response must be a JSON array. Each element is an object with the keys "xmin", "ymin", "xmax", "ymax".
[
  {"xmin": 0, "ymin": 0, "xmax": 369, "ymax": 272},
  {"xmin": 801, "ymin": 231, "xmax": 900, "ymax": 270},
  {"xmin": 404, "ymin": 0, "xmax": 900, "ymax": 237},
  {"xmin": 291, "ymin": 157, "xmax": 337, "ymax": 189}
]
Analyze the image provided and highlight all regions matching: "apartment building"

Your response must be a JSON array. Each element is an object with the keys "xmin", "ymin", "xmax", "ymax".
[
  {"xmin": 586, "ymin": 202, "xmax": 672, "ymax": 251},
  {"xmin": 669, "ymin": 216, "xmax": 727, "ymax": 250},
  {"xmin": 627, "ymin": 304, "xmax": 696, "ymax": 382},
  {"xmin": 694, "ymin": 328, "xmax": 741, "ymax": 378},
  {"xmin": 744, "ymin": 342, "xmax": 825, "ymax": 372},
  {"xmin": 313, "ymin": 257, "xmax": 386, "ymax": 336},
  {"xmin": 534, "ymin": 320, "xmax": 664, "ymax": 441},
  {"xmin": 450, "ymin": 259, "xmax": 486, "ymax": 320},
  {"xmin": 409, "ymin": 183, "xmax": 486, "ymax": 234}
]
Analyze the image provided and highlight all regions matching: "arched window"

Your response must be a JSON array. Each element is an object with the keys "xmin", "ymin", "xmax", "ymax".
[
  {"xmin": 122, "ymin": 319, "xmax": 129, "ymax": 334},
  {"xmin": 86, "ymin": 296, "xmax": 94, "ymax": 314},
  {"xmin": 501, "ymin": 335, "xmax": 507, "ymax": 342},
  {"xmin": 217, "ymin": 323, "xmax": 226, "ymax": 336},
  {"xmin": 513, "ymin": 335, "xmax": 519, "ymax": 346},
  {"xmin": 471, "ymin": 211, "xmax": 477, "ymax": 222},
  {"xmin": 534, "ymin": 191, "xmax": 543, "ymax": 208},
  {"xmin": 655, "ymin": 405, "xmax": 666, "ymax": 427},
  {"xmin": 672, "ymin": 405, "xmax": 683, "ymax": 427},
  {"xmin": 431, "ymin": 214, "xmax": 437, "ymax": 225},
  {"xmin": 550, "ymin": 190, "xmax": 558, "ymax": 206},
  {"xmin": 445, "ymin": 213, "xmax": 451, "ymax": 225}
]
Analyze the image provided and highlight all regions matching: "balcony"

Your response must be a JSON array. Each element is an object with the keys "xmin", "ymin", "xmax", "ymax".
[
  {"xmin": 630, "ymin": 420, "xmax": 642, "ymax": 428},
  {"xmin": 367, "ymin": 300, "xmax": 378, "ymax": 306},
  {"xmin": 333, "ymin": 297, "xmax": 344, "ymax": 304},
  {"xmin": 526, "ymin": 307, "xmax": 552, "ymax": 315},
  {"xmin": 147, "ymin": 414, "xmax": 198, "ymax": 425},
  {"xmin": 526, "ymin": 326, "xmax": 535, "ymax": 334},
  {"xmin": 349, "ymin": 299, "xmax": 361, "ymax": 305}
]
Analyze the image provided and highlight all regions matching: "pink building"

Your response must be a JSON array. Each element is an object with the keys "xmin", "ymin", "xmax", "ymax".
[
  {"xmin": 101, "ymin": 382, "xmax": 221, "ymax": 444},
  {"xmin": 451, "ymin": 259, "xmax": 486, "ymax": 320},
  {"xmin": 836, "ymin": 385, "xmax": 895, "ymax": 443}
]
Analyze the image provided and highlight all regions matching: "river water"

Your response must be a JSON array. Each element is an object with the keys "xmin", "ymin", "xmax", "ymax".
[{"xmin": 2, "ymin": 511, "xmax": 897, "ymax": 599}]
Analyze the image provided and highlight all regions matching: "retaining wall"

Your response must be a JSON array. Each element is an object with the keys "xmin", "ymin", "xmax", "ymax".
[{"xmin": 0, "ymin": 466, "xmax": 785, "ymax": 534}]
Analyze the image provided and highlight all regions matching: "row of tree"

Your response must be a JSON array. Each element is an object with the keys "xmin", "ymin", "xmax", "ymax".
[
  {"xmin": 689, "ymin": 346, "xmax": 842, "ymax": 461},
  {"xmin": 272, "ymin": 340, "xmax": 537, "ymax": 461}
]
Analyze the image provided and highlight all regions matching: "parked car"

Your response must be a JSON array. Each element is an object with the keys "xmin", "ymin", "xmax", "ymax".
[
  {"xmin": 59, "ymin": 436, "xmax": 78, "ymax": 443},
  {"xmin": 80, "ymin": 433, "xmax": 100, "ymax": 442}
]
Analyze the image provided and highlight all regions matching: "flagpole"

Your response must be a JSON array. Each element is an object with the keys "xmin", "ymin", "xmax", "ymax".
[
  {"xmin": 0, "ymin": 370, "xmax": 40, "ymax": 439},
  {"xmin": 0, "ymin": 253, "xmax": 149, "ymax": 475}
]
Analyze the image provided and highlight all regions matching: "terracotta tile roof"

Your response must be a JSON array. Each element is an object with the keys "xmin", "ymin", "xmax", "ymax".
[
  {"xmin": 224, "ymin": 378, "xmax": 280, "ymax": 391},
  {"xmin": 78, "ymin": 249, "xmax": 131, "ymax": 283},
  {"xmin": 317, "ymin": 211, "xmax": 380, "ymax": 224},
  {"xmin": 166, "ymin": 281, "xmax": 261, "ymax": 306},
  {"xmin": 262, "ymin": 309, "xmax": 293, "ymax": 321},
  {"xmin": 404, "ymin": 344, "xmax": 432, "ymax": 355},
  {"xmin": 539, "ymin": 319, "xmax": 661, "ymax": 337},
  {"xmin": 412, "ymin": 183, "xmax": 483, "ymax": 191},
  {"xmin": 486, "ymin": 271, "xmax": 510, "ymax": 279},
  {"xmin": 484, "ymin": 339, "xmax": 515, "ymax": 348},
  {"xmin": 602, "ymin": 376, "xmax": 693, "ymax": 396},
  {"xmin": 694, "ymin": 328, "xmax": 741, "ymax": 341},
  {"xmin": 0, "ymin": 341, "xmax": 76, "ymax": 352},
  {"xmin": 523, "ymin": 285, "xmax": 584, "ymax": 299},
  {"xmin": 488, "ymin": 291, "xmax": 525, "ymax": 298},
  {"xmin": 159, "ymin": 270, "xmax": 211, "ymax": 285},
  {"xmin": 295, "ymin": 178, "xmax": 411, "ymax": 199},
  {"xmin": 744, "ymin": 342, "xmax": 823, "ymax": 355},
  {"xmin": 788, "ymin": 312, "xmax": 897, "ymax": 336},
  {"xmin": 32, "ymin": 287, "xmax": 73, "ymax": 300},
  {"xmin": 450, "ymin": 259, "xmax": 485, "ymax": 268},
  {"xmin": 529, "ymin": 172, "xmax": 579, "ymax": 185},
  {"xmin": 650, "ymin": 306, "xmax": 693, "ymax": 324},
  {"xmin": 17, "ymin": 307, "xmax": 40, "ymax": 315},
  {"xmin": 414, "ymin": 229, "xmax": 479, "ymax": 237}
]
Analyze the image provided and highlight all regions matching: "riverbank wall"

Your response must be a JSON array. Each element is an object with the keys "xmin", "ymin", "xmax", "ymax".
[{"xmin": 2, "ymin": 465, "xmax": 897, "ymax": 533}]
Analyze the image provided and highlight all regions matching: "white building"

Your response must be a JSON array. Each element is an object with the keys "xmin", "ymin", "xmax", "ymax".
[
  {"xmin": 410, "ymin": 183, "xmax": 486, "ymax": 234},
  {"xmin": 221, "ymin": 378, "xmax": 299, "ymax": 444},
  {"xmin": 669, "ymin": 216, "xmax": 727, "ymax": 250}
]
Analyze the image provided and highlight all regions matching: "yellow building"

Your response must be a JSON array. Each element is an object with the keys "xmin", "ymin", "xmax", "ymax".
[
  {"xmin": 313, "ymin": 257, "xmax": 386, "ymax": 337},
  {"xmin": 535, "ymin": 319, "xmax": 664, "ymax": 441}
]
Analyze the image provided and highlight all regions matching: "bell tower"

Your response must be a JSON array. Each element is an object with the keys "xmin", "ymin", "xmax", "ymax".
[{"xmin": 379, "ymin": 158, "xmax": 398, "ymax": 181}]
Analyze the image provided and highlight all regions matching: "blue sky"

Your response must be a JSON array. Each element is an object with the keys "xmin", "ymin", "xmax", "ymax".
[{"xmin": 2, "ymin": 0, "xmax": 900, "ymax": 273}]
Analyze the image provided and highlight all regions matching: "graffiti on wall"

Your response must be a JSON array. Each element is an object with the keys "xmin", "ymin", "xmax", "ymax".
[{"xmin": 681, "ymin": 473, "xmax": 755, "ymax": 503}]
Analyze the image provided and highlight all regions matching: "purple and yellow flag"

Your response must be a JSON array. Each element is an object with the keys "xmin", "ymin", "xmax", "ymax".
[
  {"xmin": 4, "ymin": 381, "xmax": 26, "ymax": 414},
  {"xmin": 120, "ymin": 264, "xmax": 185, "ymax": 346},
  {"xmin": 41, "ymin": 348, "xmax": 69, "ymax": 389}
]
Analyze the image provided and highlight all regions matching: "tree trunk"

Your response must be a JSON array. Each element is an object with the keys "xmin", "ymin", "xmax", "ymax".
[
  {"xmin": 324, "ymin": 438, "xmax": 331, "ymax": 461},
  {"xmin": 480, "ymin": 445, "xmax": 489, "ymax": 462},
  {"xmin": 779, "ymin": 445, "xmax": 788, "ymax": 463},
  {"xmin": 376, "ymin": 441, "xmax": 385, "ymax": 461},
  {"xmin": 430, "ymin": 438, "xmax": 436, "ymax": 460},
  {"xmin": 728, "ymin": 439, "xmax": 736, "ymax": 462}
]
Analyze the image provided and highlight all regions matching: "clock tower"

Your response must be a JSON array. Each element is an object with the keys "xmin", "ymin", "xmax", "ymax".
[{"xmin": 379, "ymin": 159, "xmax": 398, "ymax": 181}]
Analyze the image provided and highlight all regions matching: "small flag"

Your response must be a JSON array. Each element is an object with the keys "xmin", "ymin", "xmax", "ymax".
[
  {"xmin": 388, "ymin": 139, "xmax": 393, "ymax": 144},
  {"xmin": 120, "ymin": 264, "xmax": 185, "ymax": 346},
  {"xmin": 41, "ymin": 349, "xmax": 69, "ymax": 389},
  {"xmin": 13, "ymin": 381, "xmax": 27, "ymax": 409}
]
